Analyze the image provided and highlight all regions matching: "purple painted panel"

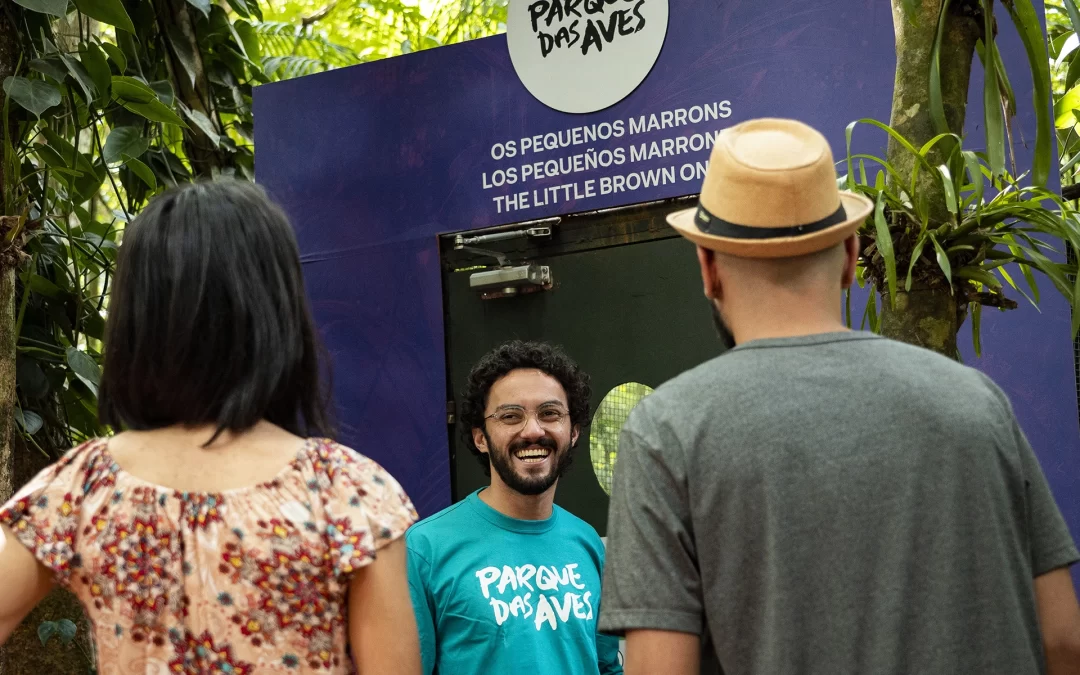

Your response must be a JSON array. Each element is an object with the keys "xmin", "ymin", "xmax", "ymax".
[{"xmin": 254, "ymin": 0, "xmax": 1079, "ymax": 583}]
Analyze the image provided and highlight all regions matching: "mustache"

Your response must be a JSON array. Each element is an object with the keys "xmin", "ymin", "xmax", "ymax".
[{"xmin": 507, "ymin": 436, "xmax": 558, "ymax": 453}]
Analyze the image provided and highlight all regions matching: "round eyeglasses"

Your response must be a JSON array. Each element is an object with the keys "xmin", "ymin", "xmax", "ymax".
[{"xmin": 484, "ymin": 406, "xmax": 569, "ymax": 431}]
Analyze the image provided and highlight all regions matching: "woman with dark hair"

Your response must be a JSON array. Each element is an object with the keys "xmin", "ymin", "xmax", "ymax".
[{"xmin": 0, "ymin": 180, "xmax": 421, "ymax": 673}]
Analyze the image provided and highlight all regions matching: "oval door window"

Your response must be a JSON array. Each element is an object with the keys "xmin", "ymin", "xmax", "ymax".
[{"xmin": 590, "ymin": 382, "xmax": 654, "ymax": 495}]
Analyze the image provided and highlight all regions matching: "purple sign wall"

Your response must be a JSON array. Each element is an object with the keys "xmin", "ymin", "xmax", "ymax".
[{"xmin": 254, "ymin": 0, "xmax": 1079, "ymax": 556}]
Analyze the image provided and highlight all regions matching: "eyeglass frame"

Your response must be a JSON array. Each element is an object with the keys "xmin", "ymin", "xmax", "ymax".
[{"xmin": 482, "ymin": 403, "xmax": 571, "ymax": 431}]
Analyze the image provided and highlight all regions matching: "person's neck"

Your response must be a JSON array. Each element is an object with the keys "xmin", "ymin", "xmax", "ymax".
[
  {"xmin": 727, "ymin": 292, "xmax": 848, "ymax": 345},
  {"xmin": 479, "ymin": 479, "xmax": 556, "ymax": 521}
]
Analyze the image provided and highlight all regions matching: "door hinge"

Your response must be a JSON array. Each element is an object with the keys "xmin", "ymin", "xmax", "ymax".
[{"xmin": 446, "ymin": 400, "xmax": 456, "ymax": 425}]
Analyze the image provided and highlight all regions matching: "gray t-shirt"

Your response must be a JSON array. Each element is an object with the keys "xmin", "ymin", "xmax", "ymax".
[{"xmin": 599, "ymin": 331, "xmax": 1079, "ymax": 675}]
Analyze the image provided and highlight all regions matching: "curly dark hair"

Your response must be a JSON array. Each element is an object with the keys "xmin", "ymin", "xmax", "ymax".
[{"xmin": 459, "ymin": 340, "xmax": 592, "ymax": 476}]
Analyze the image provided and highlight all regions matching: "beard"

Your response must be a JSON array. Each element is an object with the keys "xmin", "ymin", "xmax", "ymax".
[
  {"xmin": 710, "ymin": 302, "xmax": 737, "ymax": 350},
  {"xmin": 485, "ymin": 432, "xmax": 574, "ymax": 496}
]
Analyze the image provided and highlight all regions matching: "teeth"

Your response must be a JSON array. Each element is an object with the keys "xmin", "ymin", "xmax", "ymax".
[{"xmin": 516, "ymin": 448, "xmax": 550, "ymax": 459}]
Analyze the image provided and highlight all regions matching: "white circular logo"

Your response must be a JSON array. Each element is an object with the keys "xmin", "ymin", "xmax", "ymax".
[{"xmin": 507, "ymin": 0, "xmax": 669, "ymax": 114}]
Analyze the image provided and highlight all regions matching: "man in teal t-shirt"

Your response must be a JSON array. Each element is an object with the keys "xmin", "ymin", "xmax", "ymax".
[{"xmin": 407, "ymin": 341, "xmax": 623, "ymax": 675}]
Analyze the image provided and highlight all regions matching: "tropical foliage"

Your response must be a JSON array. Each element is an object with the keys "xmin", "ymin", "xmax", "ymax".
[
  {"xmin": 3, "ymin": 0, "xmax": 264, "ymax": 460},
  {"xmin": 844, "ymin": 120, "xmax": 1080, "ymax": 354},
  {"xmin": 846, "ymin": 0, "xmax": 1080, "ymax": 357}
]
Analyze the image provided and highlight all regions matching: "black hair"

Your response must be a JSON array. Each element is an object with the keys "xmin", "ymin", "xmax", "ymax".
[
  {"xmin": 98, "ymin": 179, "xmax": 334, "ymax": 440},
  {"xmin": 459, "ymin": 340, "xmax": 591, "ymax": 475}
]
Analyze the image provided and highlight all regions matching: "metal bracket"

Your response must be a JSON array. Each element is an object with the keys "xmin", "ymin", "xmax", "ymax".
[
  {"xmin": 457, "ymin": 245, "xmax": 510, "ymax": 268},
  {"xmin": 469, "ymin": 263, "xmax": 552, "ymax": 300},
  {"xmin": 453, "ymin": 222, "xmax": 556, "ymax": 249}
]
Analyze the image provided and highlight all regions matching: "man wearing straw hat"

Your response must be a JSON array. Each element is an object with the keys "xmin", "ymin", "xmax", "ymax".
[{"xmin": 598, "ymin": 118, "xmax": 1080, "ymax": 674}]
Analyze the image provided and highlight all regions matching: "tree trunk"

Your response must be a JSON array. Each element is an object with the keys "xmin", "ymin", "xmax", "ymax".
[
  {"xmin": 879, "ymin": 285, "xmax": 966, "ymax": 357},
  {"xmin": 0, "ymin": 267, "xmax": 13, "ymax": 510},
  {"xmin": 158, "ymin": 0, "xmax": 232, "ymax": 178},
  {"xmin": 881, "ymin": 0, "xmax": 983, "ymax": 355}
]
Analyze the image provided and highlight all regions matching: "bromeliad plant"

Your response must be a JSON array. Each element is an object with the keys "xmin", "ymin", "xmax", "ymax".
[{"xmin": 843, "ymin": 118, "xmax": 1080, "ymax": 358}]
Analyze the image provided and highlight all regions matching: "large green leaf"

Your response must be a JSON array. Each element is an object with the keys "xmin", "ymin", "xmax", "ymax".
[
  {"xmin": 167, "ymin": 25, "xmax": 199, "ymax": 88},
  {"xmin": 873, "ymin": 194, "xmax": 897, "ymax": 306},
  {"xmin": 14, "ymin": 408, "xmax": 43, "ymax": 435},
  {"xmin": 72, "ymin": 0, "xmax": 135, "ymax": 33},
  {"xmin": 33, "ymin": 144, "xmax": 73, "ymax": 174},
  {"xmin": 111, "ymin": 75, "xmax": 155, "ymax": 104},
  {"xmin": 929, "ymin": 0, "xmax": 951, "ymax": 134},
  {"xmin": 60, "ymin": 52, "xmax": 97, "ymax": 104},
  {"xmin": 929, "ymin": 232, "xmax": 953, "ymax": 287},
  {"xmin": 235, "ymin": 20, "xmax": 262, "ymax": 63},
  {"xmin": 1003, "ymin": 0, "xmax": 1052, "ymax": 188},
  {"xmin": 1065, "ymin": 0, "xmax": 1080, "ymax": 35},
  {"xmin": 184, "ymin": 109, "xmax": 220, "ymax": 147},
  {"xmin": 186, "ymin": 0, "xmax": 211, "ymax": 17},
  {"xmin": 42, "ymin": 127, "xmax": 74, "ymax": 159},
  {"xmin": 989, "ymin": 40, "xmax": 1016, "ymax": 117},
  {"xmin": 80, "ymin": 42, "xmax": 112, "ymax": 100},
  {"xmin": 121, "ymin": 98, "xmax": 188, "ymax": 127},
  {"xmin": 1057, "ymin": 85, "xmax": 1080, "ymax": 129},
  {"xmin": 103, "ymin": 126, "xmax": 148, "ymax": 164},
  {"xmin": 100, "ymin": 41, "xmax": 127, "ymax": 74},
  {"xmin": 28, "ymin": 57, "xmax": 67, "ymax": 83},
  {"xmin": 954, "ymin": 266, "xmax": 1003, "ymax": 288},
  {"xmin": 937, "ymin": 164, "xmax": 959, "ymax": 214},
  {"xmin": 906, "ymin": 233, "xmax": 928, "ymax": 292},
  {"xmin": 226, "ymin": 0, "xmax": 251, "ymax": 18},
  {"xmin": 29, "ymin": 274, "xmax": 64, "ymax": 298},
  {"xmin": 2, "ymin": 77, "xmax": 61, "ymax": 117},
  {"xmin": 150, "ymin": 80, "xmax": 175, "ymax": 107},
  {"xmin": 1067, "ymin": 52, "xmax": 1080, "ymax": 92},
  {"xmin": 13, "ymin": 0, "xmax": 68, "ymax": 16},
  {"xmin": 16, "ymin": 357, "xmax": 50, "ymax": 400},
  {"xmin": 962, "ymin": 150, "xmax": 984, "ymax": 206},
  {"xmin": 971, "ymin": 302, "xmax": 982, "ymax": 356},
  {"xmin": 123, "ymin": 155, "xmax": 157, "ymax": 189},
  {"xmin": 980, "ymin": 4, "xmax": 1005, "ymax": 179},
  {"xmin": 65, "ymin": 347, "xmax": 100, "ymax": 395}
]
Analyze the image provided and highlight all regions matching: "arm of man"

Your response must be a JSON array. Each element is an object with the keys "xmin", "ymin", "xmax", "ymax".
[
  {"xmin": 599, "ymin": 408, "xmax": 704, "ymax": 675},
  {"xmin": 348, "ymin": 537, "xmax": 421, "ymax": 674},
  {"xmin": 0, "ymin": 524, "xmax": 54, "ymax": 645},
  {"xmin": 625, "ymin": 630, "xmax": 700, "ymax": 675},
  {"xmin": 1003, "ymin": 389, "xmax": 1080, "ymax": 675},
  {"xmin": 1035, "ymin": 568, "xmax": 1080, "ymax": 675}
]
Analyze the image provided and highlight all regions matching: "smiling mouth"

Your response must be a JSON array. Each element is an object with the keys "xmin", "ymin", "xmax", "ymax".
[{"xmin": 514, "ymin": 447, "xmax": 552, "ymax": 464}]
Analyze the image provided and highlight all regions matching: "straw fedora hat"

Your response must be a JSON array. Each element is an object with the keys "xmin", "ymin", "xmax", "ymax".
[{"xmin": 668, "ymin": 118, "xmax": 873, "ymax": 258}]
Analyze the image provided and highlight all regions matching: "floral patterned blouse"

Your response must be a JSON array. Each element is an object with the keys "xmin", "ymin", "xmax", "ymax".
[{"xmin": 0, "ymin": 437, "xmax": 417, "ymax": 674}]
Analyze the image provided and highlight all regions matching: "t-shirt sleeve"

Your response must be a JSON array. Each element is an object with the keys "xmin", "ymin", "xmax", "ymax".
[
  {"xmin": 1014, "ymin": 422, "xmax": 1080, "ymax": 576},
  {"xmin": 320, "ymin": 443, "xmax": 418, "ymax": 575},
  {"xmin": 977, "ymin": 372, "xmax": 1080, "ymax": 576},
  {"xmin": 0, "ymin": 442, "xmax": 99, "ymax": 584},
  {"xmin": 595, "ymin": 629, "xmax": 624, "ymax": 674},
  {"xmin": 599, "ymin": 405, "xmax": 703, "ymax": 636},
  {"xmin": 406, "ymin": 533, "xmax": 438, "ymax": 675}
]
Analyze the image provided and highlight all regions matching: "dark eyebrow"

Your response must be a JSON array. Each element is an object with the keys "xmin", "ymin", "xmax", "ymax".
[{"xmin": 493, "ymin": 400, "xmax": 566, "ymax": 411}]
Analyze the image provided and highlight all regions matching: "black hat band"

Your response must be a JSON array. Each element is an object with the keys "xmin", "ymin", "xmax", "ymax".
[{"xmin": 694, "ymin": 202, "xmax": 848, "ymax": 239}]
